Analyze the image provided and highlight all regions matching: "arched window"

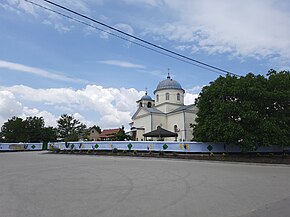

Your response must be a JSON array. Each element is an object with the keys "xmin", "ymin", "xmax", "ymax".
[
  {"xmin": 147, "ymin": 102, "xmax": 152, "ymax": 108},
  {"xmin": 156, "ymin": 94, "xmax": 159, "ymax": 102},
  {"xmin": 166, "ymin": 93, "xmax": 170, "ymax": 100},
  {"xmin": 139, "ymin": 102, "xmax": 143, "ymax": 107},
  {"xmin": 174, "ymin": 125, "xmax": 178, "ymax": 132},
  {"xmin": 177, "ymin": 93, "xmax": 180, "ymax": 101}
]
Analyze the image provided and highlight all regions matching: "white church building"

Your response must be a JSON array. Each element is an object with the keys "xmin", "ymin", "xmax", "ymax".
[{"xmin": 130, "ymin": 74, "xmax": 198, "ymax": 141}]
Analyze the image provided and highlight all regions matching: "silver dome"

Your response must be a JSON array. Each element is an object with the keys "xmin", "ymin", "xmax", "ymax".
[
  {"xmin": 140, "ymin": 94, "xmax": 153, "ymax": 101},
  {"xmin": 154, "ymin": 74, "xmax": 184, "ymax": 94}
]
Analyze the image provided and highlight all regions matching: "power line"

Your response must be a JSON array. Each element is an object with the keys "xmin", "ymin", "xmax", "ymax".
[{"xmin": 24, "ymin": 0, "xmax": 240, "ymax": 77}]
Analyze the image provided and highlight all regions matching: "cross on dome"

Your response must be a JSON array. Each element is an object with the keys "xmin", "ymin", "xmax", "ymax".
[{"xmin": 167, "ymin": 68, "xmax": 171, "ymax": 79}]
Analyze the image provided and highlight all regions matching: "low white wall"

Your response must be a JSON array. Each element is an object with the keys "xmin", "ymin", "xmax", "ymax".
[
  {"xmin": 0, "ymin": 143, "xmax": 43, "ymax": 151},
  {"xmin": 48, "ymin": 141, "xmax": 284, "ymax": 153}
]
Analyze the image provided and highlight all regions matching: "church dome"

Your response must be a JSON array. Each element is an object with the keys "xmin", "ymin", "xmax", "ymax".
[
  {"xmin": 140, "ymin": 94, "xmax": 153, "ymax": 101},
  {"xmin": 154, "ymin": 74, "xmax": 184, "ymax": 94}
]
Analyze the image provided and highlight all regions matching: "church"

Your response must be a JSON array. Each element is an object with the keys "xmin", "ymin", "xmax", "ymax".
[{"xmin": 130, "ymin": 73, "xmax": 198, "ymax": 141}]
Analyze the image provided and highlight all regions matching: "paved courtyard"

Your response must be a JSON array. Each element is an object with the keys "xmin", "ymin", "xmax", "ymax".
[{"xmin": 0, "ymin": 151, "xmax": 290, "ymax": 217}]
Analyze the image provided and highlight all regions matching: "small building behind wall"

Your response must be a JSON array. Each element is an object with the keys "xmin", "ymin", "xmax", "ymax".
[
  {"xmin": 99, "ymin": 128, "xmax": 120, "ymax": 141},
  {"xmin": 88, "ymin": 126, "xmax": 100, "ymax": 141},
  {"xmin": 131, "ymin": 73, "xmax": 198, "ymax": 141}
]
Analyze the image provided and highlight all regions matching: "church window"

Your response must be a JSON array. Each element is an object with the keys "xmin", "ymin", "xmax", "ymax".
[
  {"xmin": 177, "ymin": 93, "xmax": 180, "ymax": 101},
  {"xmin": 156, "ymin": 94, "xmax": 159, "ymax": 102},
  {"xmin": 166, "ymin": 93, "xmax": 170, "ymax": 100},
  {"xmin": 174, "ymin": 125, "xmax": 179, "ymax": 132},
  {"xmin": 139, "ymin": 102, "xmax": 143, "ymax": 107},
  {"xmin": 147, "ymin": 102, "xmax": 152, "ymax": 108}
]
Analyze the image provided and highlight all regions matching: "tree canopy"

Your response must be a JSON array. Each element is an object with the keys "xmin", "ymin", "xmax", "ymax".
[
  {"xmin": 113, "ymin": 126, "xmax": 131, "ymax": 141},
  {"xmin": 193, "ymin": 70, "xmax": 290, "ymax": 151},
  {"xmin": 0, "ymin": 116, "xmax": 57, "ymax": 143},
  {"xmin": 56, "ymin": 114, "xmax": 89, "ymax": 142}
]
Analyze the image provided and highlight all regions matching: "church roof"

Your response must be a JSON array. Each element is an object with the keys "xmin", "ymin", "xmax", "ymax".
[
  {"xmin": 131, "ymin": 106, "xmax": 163, "ymax": 120},
  {"xmin": 154, "ymin": 74, "xmax": 184, "ymax": 94},
  {"xmin": 168, "ymin": 104, "xmax": 196, "ymax": 114},
  {"xmin": 143, "ymin": 126, "xmax": 177, "ymax": 138},
  {"xmin": 144, "ymin": 107, "xmax": 164, "ymax": 114}
]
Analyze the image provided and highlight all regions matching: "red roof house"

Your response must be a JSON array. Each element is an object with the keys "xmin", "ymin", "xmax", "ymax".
[{"xmin": 99, "ymin": 128, "xmax": 120, "ymax": 141}]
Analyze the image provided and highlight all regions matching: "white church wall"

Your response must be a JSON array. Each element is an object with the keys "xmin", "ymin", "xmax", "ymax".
[
  {"xmin": 154, "ymin": 89, "xmax": 184, "ymax": 107},
  {"xmin": 167, "ymin": 112, "xmax": 185, "ymax": 141},
  {"xmin": 152, "ymin": 114, "xmax": 167, "ymax": 131},
  {"xmin": 155, "ymin": 103, "xmax": 181, "ymax": 113},
  {"xmin": 133, "ymin": 115, "xmax": 151, "ymax": 141},
  {"xmin": 184, "ymin": 111, "xmax": 197, "ymax": 141}
]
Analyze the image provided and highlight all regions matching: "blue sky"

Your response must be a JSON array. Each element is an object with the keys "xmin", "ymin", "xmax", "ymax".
[{"xmin": 0, "ymin": 0, "xmax": 289, "ymax": 129}]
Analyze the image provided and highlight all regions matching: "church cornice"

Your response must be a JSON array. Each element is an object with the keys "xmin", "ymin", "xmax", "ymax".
[{"xmin": 155, "ymin": 101, "xmax": 184, "ymax": 108}]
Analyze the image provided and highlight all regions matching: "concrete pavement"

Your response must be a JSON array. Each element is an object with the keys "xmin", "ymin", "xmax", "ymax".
[{"xmin": 0, "ymin": 151, "xmax": 290, "ymax": 217}]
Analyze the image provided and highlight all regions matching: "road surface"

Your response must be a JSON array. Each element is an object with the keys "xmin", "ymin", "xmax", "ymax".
[{"xmin": 0, "ymin": 151, "xmax": 290, "ymax": 217}]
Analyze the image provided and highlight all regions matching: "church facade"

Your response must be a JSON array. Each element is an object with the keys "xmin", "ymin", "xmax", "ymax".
[{"xmin": 130, "ymin": 74, "xmax": 198, "ymax": 141}]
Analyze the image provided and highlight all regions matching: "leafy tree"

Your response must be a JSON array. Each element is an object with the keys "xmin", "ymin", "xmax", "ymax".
[
  {"xmin": 113, "ymin": 125, "xmax": 131, "ymax": 141},
  {"xmin": 0, "ymin": 116, "xmax": 57, "ymax": 143},
  {"xmin": 0, "ymin": 116, "xmax": 27, "ymax": 142},
  {"xmin": 194, "ymin": 70, "xmax": 290, "ymax": 152},
  {"xmin": 25, "ymin": 116, "xmax": 45, "ymax": 142},
  {"xmin": 41, "ymin": 127, "xmax": 57, "ymax": 143},
  {"xmin": 78, "ymin": 123, "xmax": 90, "ymax": 141},
  {"xmin": 56, "ymin": 114, "xmax": 88, "ymax": 141}
]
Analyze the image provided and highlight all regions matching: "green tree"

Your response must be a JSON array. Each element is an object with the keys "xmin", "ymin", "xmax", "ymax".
[
  {"xmin": 25, "ymin": 116, "xmax": 45, "ymax": 142},
  {"xmin": 56, "ymin": 114, "xmax": 88, "ymax": 141},
  {"xmin": 41, "ymin": 127, "xmax": 57, "ymax": 143},
  {"xmin": 0, "ymin": 116, "xmax": 57, "ymax": 143},
  {"xmin": 0, "ymin": 116, "xmax": 27, "ymax": 142},
  {"xmin": 113, "ymin": 126, "xmax": 131, "ymax": 141},
  {"xmin": 194, "ymin": 71, "xmax": 290, "ymax": 152}
]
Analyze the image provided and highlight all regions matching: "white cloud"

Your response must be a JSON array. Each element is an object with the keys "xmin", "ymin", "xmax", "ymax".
[
  {"xmin": 0, "ymin": 60, "xmax": 88, "ymax": 84},
  {"xmin": 145, "ymin": 0, "xmax": 290, "ymax": 65},
  {"xmin": 184, "ymin": 93, "xmax": 198, "ymax": 105},
  {"xmin": 22, "ymin": 107, "xmax": 58, "ymax": 127},
  {"xmin": 0, "ymin": 91, "xmax": 23, "ymax": 123},
  {"xmin": 0, "ymin": 85, "xmax": 144, "ymax": 129},
  {"xmin": 0, "ymin": 90, "xmax": 57, "ymax": 127},
  {"xmin": 99, "ymin": 60, "xmax": 145, "ymax": 69},
  {"xmin": 184, "ymin": 86, "xmax": 203, "ymax": 105},
  {"xmin": 186, "ymin": 86, "xmax": 204, "ymax": 94}
]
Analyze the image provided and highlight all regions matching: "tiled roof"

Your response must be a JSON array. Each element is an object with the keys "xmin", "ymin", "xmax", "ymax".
[{"xmin": 99, "ymin": 128, "xmax": 120, "ymax": 137}]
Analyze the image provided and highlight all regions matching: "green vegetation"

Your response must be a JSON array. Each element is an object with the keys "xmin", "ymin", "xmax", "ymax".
[
  {"xmin": 193, "ymin": 70, "xmax": 290, "ymax": 152},
  {"xmin": 0, "ymin": 116, "xmax": 57, "ymax": 143},
  {"xmin": 0, "ymin": 114, "xmax": 101, "ymax": 143},
  {"xmin": 113, "ymin": 125, "xmax": 131, "ymax": 141},
  {"xmin": 56, "ymin": 114, "xmax": 89, "ymax": 142}
]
